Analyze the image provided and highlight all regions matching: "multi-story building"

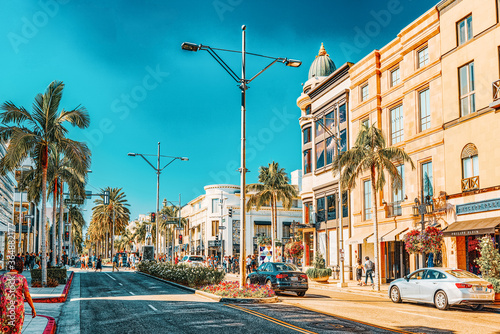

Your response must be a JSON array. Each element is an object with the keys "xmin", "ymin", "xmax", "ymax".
[
  {"xmin": 296, "ymin": 44, "xmax": 353, "ymax": 276},
  {"xmin": 179, "ymin": 183, "xmax": 302, "ymax": 259},
  {"xmin": 348, "ymin": 7, "xmax": 444, "ymax": 282},
  {"xmin": 437, "ymin": 0, "xmax": 500, "ymax": 273}
]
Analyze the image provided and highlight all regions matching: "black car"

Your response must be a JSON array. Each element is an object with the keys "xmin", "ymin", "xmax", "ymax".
[{"xmin": 246, "ymin": 262, "xmax": 308, "ymax": 296}]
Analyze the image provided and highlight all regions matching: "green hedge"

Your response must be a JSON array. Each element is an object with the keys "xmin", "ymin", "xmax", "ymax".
[
  {"xmin": 137, "ymin": 261, "xmax": 225, "ymax": 288},
  {"xmin": 305, "ymin": 267, "xmax": 332, "ymax": 279},
  {"xmin": 30, "ymin": 267, "xmax": 67, "ymax": 284}
]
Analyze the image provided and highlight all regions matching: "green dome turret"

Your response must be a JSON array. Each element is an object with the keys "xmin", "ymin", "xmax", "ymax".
[{"xmin": 308, "ymin": 43, "xmax": 336, "ymax": 79}]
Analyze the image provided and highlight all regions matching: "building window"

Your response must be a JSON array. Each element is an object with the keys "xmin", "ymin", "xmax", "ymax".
[
  {"xmin": 303, "ymin": 149, "xmax": 312, "ymax": 174},
  {"xmin": 390, "ymin": 67, "xmax": 400, "ymax": 87},
  {"xmin": 393, "ymin": 165, "xmax": 405, "ymax": 203},
  {"xmin": 212, "ymin": 199, "xmax": 219, "ymax": 214},
  {"xmin": 315, "ymin": 119, "xmax": 324, "ymax": 137},
  {"xmin": 390, "ymin": 105, "xmax": 404, "ymax": 144},
  {"xmin": 457, "ymin": 15, "xmax": 473, "ymax": 46},
  {"xmin": 362, "ymin": 118, "xmax": 369, "ymax": 128},
  {"xmin": 316, "ymin": 197, "xmax": 325, "ymax": 223},
  {"xmin": 283, "ymin": 225, "xmax": 291, "ymax": 239},
  {"xmin": 325, "ymin": 110, "xmax": 335, "ymax": 133},
  {"xmin": 211, "ymin": 220, "xmax": 219, "ymax": 236},
  {"xmin": 459, "ymin": 62, "xmax": 475, "ymax": 117},
  {"xmin": 305, "ymin": 105, "xmax": 311, "ymax": 115},
  {"xmin": 303, "ymin": 127, "xmax": 311, "ymax": 144},
  {"xmin": 419, "ymin": 88, "xmax": 431, "ymax": 131},
  {"xmin": 255, "ymin": 224, "xmax": 271, "ymax": 238},
  {"xmin": 417, "ymin": 46, "xmax": 429, "ymax": 69},
  {"xmin": 326, "ymin": 137, "xmax": 335, "ymax": 165},
  {"xmin": 339, "ymin": 103, "xmax": 346, "ymax": 123},
  {"xmin": 364, "ymin": 180, "xmax": 372, "ymax": 220},
  {"xmin": 340, "ymin": 129, "xmax": 347, "ymax": 152},
  {"xmin": 315, "ymin": 141, "xmax": 325, "ymax": 169},
  {"xmin": 327, "ymin": 194, "xmax": 336, "ymax": 220},
  {"xmin": 421, "ymin": 161, "xmax": 433, "ymax": 198},
  {"xmin": 361, "ymin": 84, "xmax": 369, "ymax": 101},
  {"xmin": 461, "ymin": 143, "xmax": 479, "ymax": 191},
  {"xmin": 304, "ymin": 202, "xmax": 313, "ymax": 224}
]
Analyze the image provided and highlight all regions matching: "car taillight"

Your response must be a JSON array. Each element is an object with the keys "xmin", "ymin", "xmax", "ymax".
[
  {"xmin": 300, "ymin": 274, "xmax": 307, "ymax": 279},
  {"xmin": 187, "ymin": 260, "xmax": 191, "ymax": 262},
  {"xmin": 276, "ymin": 274, "xmax": 288, "ymax": 279},
  {"xmin": 455, "ymin": 283, "xmax": 472, "ymax": 289},
  {"xmin": 487, "ymin": 284, "xmax": 494, "ymax": 289}
]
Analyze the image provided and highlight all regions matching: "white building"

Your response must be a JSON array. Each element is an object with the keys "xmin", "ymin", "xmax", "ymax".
[{"xmin": 179, "ymin": 183, "xmax": 302, "ymax": 258}]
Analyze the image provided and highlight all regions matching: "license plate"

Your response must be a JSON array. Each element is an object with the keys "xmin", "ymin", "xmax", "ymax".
[
  {"xmin": 291, "ymin": 277, "xmax": 298, "ymax": 281},
  {"xmin": 475, "ymin": 286, "xmax": 483, "ymax": 291}
]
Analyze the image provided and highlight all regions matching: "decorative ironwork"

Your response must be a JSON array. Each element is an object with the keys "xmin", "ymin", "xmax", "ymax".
[
  {"xmin": 387, "ymin": 201, "xmax": 402, "ymax": 217},
  {"xmin": 461, "ymin": 176, "xmax": 479, "ymax": 192},
  {"xmin": 493, "ymin": 79, "xmax": 500, "ymax": 100}
]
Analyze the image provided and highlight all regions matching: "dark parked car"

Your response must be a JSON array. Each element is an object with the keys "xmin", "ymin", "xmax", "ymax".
[{"xmin": 246, "ymin": 262, "xmax": 308, "ymax": 296}]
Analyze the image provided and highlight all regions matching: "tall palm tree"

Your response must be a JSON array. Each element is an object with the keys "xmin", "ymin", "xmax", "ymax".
[
  {"xmin": 61, "ymin": 205, "xmax": 86, "ymax": 258},
  {"xmin": 92, "ymin": 187, "xmax": 130, "ymax": 259},
  {"xmin": 159, "ymin": 204, "xmax": 187, "ymax": 260},
  {"xmin": 246, "ymin": 161, "xmax": 298, "ymax": 262},
  {"xmin": 114, "ymin": 230, "xmax": 134, "ymax": 252},
  {"xmin": 333, "ymin": 123, "xmax": 414, "ymax": 291},
  {"xmin": 0, "ymin": 81, "xmax": 90, "ymax": 285}
]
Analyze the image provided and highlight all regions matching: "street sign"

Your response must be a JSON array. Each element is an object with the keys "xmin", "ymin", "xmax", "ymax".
[
  {"xmin": 24, "ymin": 214, "xmax": 34, "ymax": 219},
  {"xmin": 64, "ymin": 198, "xmax": 84, "ymax": 205},
  {"xmin": 175, "ymin": 227, "xmax": 183, "ymax": 231},
  {"xmin": 85, "ymin": 190, "xmax": 92, "ymax": 199},
  {"xmin": 103, "ymin": 190, "xmax": 110, "ymax": 205},
  {"xmin": 218, "ymin": 226, "xmax": 226, "ymax": 230}
]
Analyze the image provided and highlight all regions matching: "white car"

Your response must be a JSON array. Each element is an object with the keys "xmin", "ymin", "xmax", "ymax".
[
  {"xmin": 389, "ymin": 268, "xmax": 495, "ymax": 310},
  {"xmin": 179, "ymin": 255, "xmax": 204, "ymax": 267}
]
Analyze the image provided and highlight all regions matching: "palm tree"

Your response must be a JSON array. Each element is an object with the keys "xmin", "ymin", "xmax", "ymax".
[
  {"xmin": 64, "ymin": 205, "xmax": 86, "ymax": 258},
  {"xmin": 333, "ymin": 123, "xmax": 414, "ymax": 291},
  {"xmin": 114, "ymin": 230, "xmax": 134, "ymax": 252},
  {"xmin": 159, "ymin": 204, "xmax": 187, "ymax": 261},
  {"xmin": 246, "ymin": 161, "xmax": 298, "ymax": 262},
  {"xmin": 92, "ymin": 187, "xmax": 130, "ymax": 259},
  {"xmin": 0, "ymin": 81, "xmax": 90, "ymax": 285}
]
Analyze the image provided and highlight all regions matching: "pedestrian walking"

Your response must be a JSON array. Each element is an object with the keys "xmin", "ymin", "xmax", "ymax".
[
  {"xmin": 364, "ymin": 256, "xmax": 374, "ymax": 286},
  {"xmin": 355, "ymin": 258, "xmax": 364, "ymax": 285},
  {"xmin": 95, "ymin": 256, "xmax": 102, "ymax": 272},
  {"xmin": 251, "ymin": 255, "xmax": 257, "ymax": 272},
  {"xmin": 0, "ymin": 257, "xmax": 36, "ymax": 333},
  {"xmin": 112, "ymin": 254, "xmax": 119, "ymax": 272},
  {"xmin": 62, "ymin": 251, "xmax": 68, "ymax": 266}
]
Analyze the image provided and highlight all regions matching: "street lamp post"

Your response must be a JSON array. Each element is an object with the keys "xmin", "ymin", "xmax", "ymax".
[
  {"xmin": 162, "ymin": 195, "xmax": 182, "ymax": 264},
  {"xmin": 412, "ymin": 189, "xmax": 434, "ymax": 268},
  {"xmin": 129, "ymin": 144, "xmax": 188, "ymax": 261},
  {"xmin": 181, "ymin": 26, "xmax": 301, "ymax": 287}
]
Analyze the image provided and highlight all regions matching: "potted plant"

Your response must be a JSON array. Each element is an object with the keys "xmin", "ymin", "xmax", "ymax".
[
  {"xmin": 305, "ymin": 253, "xmax": 332, "ymax": 283},
  {"xmin": 476, "ymin": 236, "xmax": 500, "ymax": 301}
]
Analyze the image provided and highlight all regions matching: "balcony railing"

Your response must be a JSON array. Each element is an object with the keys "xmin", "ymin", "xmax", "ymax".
[
  {"xmin": 387, "ymin": 201, "xmax": 402, "ymax": 218},
  {"xmin": 461, "ymin": 176, "xmax": 479, "ymax": 192},
  {"xmin": 493, "ymin": 80, "xmax": 500, "ymax": 100}
]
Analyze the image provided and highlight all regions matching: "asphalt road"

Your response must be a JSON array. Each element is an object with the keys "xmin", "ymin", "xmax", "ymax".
[{"xmin": 67, "ymin": 270, "xmax": 410, "ymax": 334}]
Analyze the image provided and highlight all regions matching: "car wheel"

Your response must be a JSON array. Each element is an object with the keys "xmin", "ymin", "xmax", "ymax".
[
  {"xmin": 470, "ymin": 304, "xmax": 484, "ymax": 311},
  {"xmin": 434, "ymin": 290, "xmax": 449, "ymax": 310},
  {"xmin": 246, "ymin": 278, "xmax": 251, "ymax": 286},
  {"xmin": 296, "ymin": 291, "xmax": 305, "ymax": 297},
  {"xmin": 390, "ymin": 286, "xmax": 402, "ymax": 303}
]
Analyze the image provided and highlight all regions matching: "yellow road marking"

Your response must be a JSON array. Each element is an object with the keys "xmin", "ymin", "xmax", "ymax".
[
  {"xmin": 224, "ymin": 304, "xmax": 318, "ymax": 334},
  {"xmin": 283, "ymin": 302, "xmax": 414, "ymax": 334}
]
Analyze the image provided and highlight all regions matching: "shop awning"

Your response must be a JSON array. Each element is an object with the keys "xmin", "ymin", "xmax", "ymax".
[
  {"xmin": 380, "ymin": 226, "xmax": 409, "ymax": 242},
  {"xmin": 254, "ymin": 221, "xmax": 271, "ymax": 225},
  {"xmin": 346, "ymin": 230, "xmax": 373, "ymax": 245},
  {"xmin": 366, "ymin": 224, "xmax": 397, "ymax": 243},
  {"xmin": 442, "ymin": 217, "xmax": 500, "ymax": 237}
]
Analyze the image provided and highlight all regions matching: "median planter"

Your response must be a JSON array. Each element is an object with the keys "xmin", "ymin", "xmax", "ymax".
[{"xmin": 305, "ymin": 253, "xmax": 331, "ymax": 283}]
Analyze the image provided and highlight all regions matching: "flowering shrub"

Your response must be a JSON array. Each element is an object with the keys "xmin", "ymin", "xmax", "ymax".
[
  {"xmin": 420, "ymin": 226, "xmax": 443, "ymax": 254},
  {"xmin": 201, "ymin": 281, "xmax": 275, "ymax": 298},
  {"xmin": 284, "ymin": 241, "xmax": 304, "ymax": 259},
  {"xmin": 403, "ymin": 229, "xmax": 421, "ymax": 254},
  {"xmin": 137, "ymin": 261, "xmax": 224, "ymax": 287},
  {"xmin": 31, "ymin": 280, "xmax": 42, "ymax": 288}
]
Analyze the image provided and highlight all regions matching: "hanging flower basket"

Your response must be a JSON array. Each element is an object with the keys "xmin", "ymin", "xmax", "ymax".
[
  {"xmin": 403, "ymin": 229, "xmax": 421, "ymax": 254},
  {"xmin": 420, "ymin": 226, "xmax": 443, "ymax": 254},
  {"xmin": 284, "ymin": 240, "xmax": 304, "ymax": 259},
  {"xmin": 257, "ymin": 235, "xmax": 272, "ymax": 246}
]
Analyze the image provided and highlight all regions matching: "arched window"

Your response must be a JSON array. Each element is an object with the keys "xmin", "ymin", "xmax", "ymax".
[{"xmin": 461, "ymin": 143, "xmax": 479, "ymax": 191}]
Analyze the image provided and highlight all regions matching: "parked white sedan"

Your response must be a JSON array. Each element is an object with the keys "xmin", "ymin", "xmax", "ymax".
[{"xmin": 389, "ymin": 268, "xmax": 495, "ymax": 310}]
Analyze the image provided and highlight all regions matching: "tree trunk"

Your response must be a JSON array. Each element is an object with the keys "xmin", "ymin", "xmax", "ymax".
[
  {"xmin": 274, "ymin": 196, "xmax": 278, "ymax": 260},
  {"xmin": 270, "ymin": 196, "xmax": 275, "ymax": 262},
  {"xmin": 41, "ymin": 152, "xmax": 48, "ymax": 286},
  {"xmin": 371, "ymin": 173, "xmax": 380, "ymax": 291},
  {"xmin": 58, "ymin": 182, "xmax": 64, "ymax": 265},
  {"xmin": 51, "ymin": 180, "xmax": 57, "ymax": 266},
  {"xmin": 68, "ymin": 215, "xmax": 72, "ymax": 258}
]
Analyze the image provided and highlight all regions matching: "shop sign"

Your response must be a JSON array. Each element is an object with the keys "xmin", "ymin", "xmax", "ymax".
[{"xmin": 456, "ymin": 198, "xmax": 500, "ymax": 215}]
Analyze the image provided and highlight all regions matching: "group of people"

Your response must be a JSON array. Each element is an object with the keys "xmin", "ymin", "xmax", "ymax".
[
  {"xmin": 355, "ymin": 256, "xmax": 376, "ymax": 286},
  {"xmin": 245, "ymin": 254, "xmax": 258, "ymax": 274},
  {"xmin": 0, "ymin": 250, "xmax": 71, "ymax": 272},
  {"xmin": 80, "ymin": 254, "xmax": 102, "ymax": 271},
  {"xmin": 221, "ymin": 255, "xmax": 239, "ymax": 273}
]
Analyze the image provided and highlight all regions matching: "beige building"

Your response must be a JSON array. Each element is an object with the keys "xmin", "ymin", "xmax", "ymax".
[
  {"xmin": 438, "ymin": 0, "xmax": 500, "ymax": 274},
  {"xmin": 348, "ymin": 7, "xmax": 445, "ymax": 282}
]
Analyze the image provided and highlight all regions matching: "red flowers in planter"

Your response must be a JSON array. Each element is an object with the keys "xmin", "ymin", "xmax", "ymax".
[{"xmin": 200, "ymin": 281, "xmax": 275, "ymax": 298}]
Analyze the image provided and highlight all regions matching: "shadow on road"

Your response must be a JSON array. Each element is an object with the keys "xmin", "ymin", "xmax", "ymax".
[{"xmin": 398, "ymin": 326, "xmax": 457, "ymax": 333}]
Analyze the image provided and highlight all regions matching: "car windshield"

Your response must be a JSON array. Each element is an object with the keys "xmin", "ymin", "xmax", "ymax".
[
  {"xmin": 181, "ymin": 256, "xmax": 188, "ymax": 262},
  {"xmin": 445, "ymin": 269, "xmax": 479, "ymax": 279},
  {"xmin": 274, "ymin": 263, "xmax": 300, "ymax": 272},
  {"xmin": 189, "ymin": 257, "xmax": 203, "ymax": 261}
]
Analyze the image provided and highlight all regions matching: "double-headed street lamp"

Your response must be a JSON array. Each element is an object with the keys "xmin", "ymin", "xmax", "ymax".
[
  {"xmin": 182, "ymin": 25, "xmax": 301, "ymax": 288},
  {"xmin": 128, "ymin": 142, "xmax": 188, "ymax": 261}
]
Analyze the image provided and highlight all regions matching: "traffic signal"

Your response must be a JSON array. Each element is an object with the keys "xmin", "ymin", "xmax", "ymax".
[
  {"xmin": 179, "ymin": 234, "xmax": 183, "ymax": 244},
  {"xmin": 150, "ymin": 212, "xmax": 156, "ymax": 222},
  {"xmin": 215, "ymin": 235, "xmax": 219, "ymax": 242},
  {"xmin": 228, "ymin": 208, "xmax": 232, "ymax": 217},
  {"xmin": 65, "ymin": 231, "xmax": 69, "ymax": 241}
]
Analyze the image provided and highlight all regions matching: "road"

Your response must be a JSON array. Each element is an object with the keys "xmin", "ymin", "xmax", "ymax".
[{"xmin": 58, "ymin": 269, "xmax": 415, "ymax": 334}]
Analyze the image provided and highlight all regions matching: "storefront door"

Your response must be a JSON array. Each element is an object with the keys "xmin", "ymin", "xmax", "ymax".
[
  {"xmin": 385, "ymin": 241, "xmax": 409, "ymax": 282},
  {"xmin": 304, "ymin": 232, "xmax": 314, "ymax": 266}
]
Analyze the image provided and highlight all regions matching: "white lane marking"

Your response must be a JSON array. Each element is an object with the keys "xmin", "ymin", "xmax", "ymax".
[
  {"xmin": 105, "ymin": 273, "xmax": 116, "ymax": 281},
  {"xmin": 118, "ymin": 283, "xmax": 123, "ymax": 286},
  {"xmin": 395, "ymin": 310, "xmax": 444, "ymax": 320},
  {"xmin": 129, "ymin": 291, "xmax": 135, "ymax": 295},
  {"xmin": 148, "ymin": 304, "xmax": 157, "ymax": 311}
]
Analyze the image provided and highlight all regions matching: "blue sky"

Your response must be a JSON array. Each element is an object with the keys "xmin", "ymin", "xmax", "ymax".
[{"xmin": 0, "ymin": 0, "xmax": 438, "ymax": 227}]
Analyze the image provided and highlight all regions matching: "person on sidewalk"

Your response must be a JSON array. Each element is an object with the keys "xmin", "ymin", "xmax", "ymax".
[
  {"xmin": 364, "ymin": 256, "xmax": 374, "ymax": 286},
  {"xmin": 356, "ymin": 258, "xmax": 365, "ymax": 286},
  {"xmin": 95, "ymin": 256, "xmax": 102, "ymax": 272},
  {"xmin": 112, "ymin": 254, "xmax": 119, "ymax": 272},
  {"xmin": 0, "ymin": 257, "xmax": 36, "ymax": 334}
]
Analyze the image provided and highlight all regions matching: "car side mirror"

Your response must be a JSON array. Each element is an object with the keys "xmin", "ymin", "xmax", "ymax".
[{"xmin": 404, "ymin": 275, "xmax": 409, "ymax": 281}]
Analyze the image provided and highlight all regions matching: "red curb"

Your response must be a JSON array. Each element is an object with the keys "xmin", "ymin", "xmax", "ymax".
[
  {"xmin": 37, "ymin": 315, "xmax": 57, "ymax": 334},
  {"xmin": 33, "ymin": 271, "xmax": 74, "ymax": 303}
]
